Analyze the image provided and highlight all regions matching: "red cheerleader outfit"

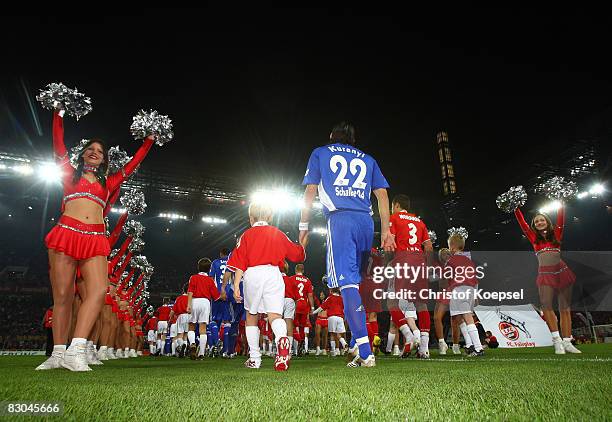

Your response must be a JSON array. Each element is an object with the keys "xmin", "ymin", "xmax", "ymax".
[
  {"xmin": 514, "ymin": 207, "xmax": 576, "ymax": 289},
  {"xmin": 45, "ymin": 111, "xmax": 153, "ymax": 260}
]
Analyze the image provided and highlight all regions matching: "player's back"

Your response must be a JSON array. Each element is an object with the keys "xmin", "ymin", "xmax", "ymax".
[
  {"xmin": 391, "ymin": 211, "xmax": 430, "ymax": 253},
  {"xmin": 303, "ymin": 143, "xmax": 388, "ymax": 215},
  {"xmin": 210, "ymin": 257, "xmax": 228, "ymax": 289}
]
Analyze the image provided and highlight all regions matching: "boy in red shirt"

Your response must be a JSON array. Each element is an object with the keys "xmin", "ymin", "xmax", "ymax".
[
  {"xmin": 228, "ymin": 202, "xmax": 306, "ymax": 371},
  {"xmin": 313, "ymin": 288, "xmax": 346, "ymax": 356},
  {"xmin": 186, "ymin": 258, "xmax": 220, "ymax": 359}
]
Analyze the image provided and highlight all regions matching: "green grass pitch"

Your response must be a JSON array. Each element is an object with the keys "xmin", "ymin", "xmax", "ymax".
[{"xmin": 1, "ymin": 344, "xmax": 611, "ymax": 421}]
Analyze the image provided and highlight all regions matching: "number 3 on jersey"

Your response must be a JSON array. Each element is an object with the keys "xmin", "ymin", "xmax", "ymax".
[
  {"xmin": 330, "ymin": 155, "xmax": 367, "ymax": 189},
  {"xmin": 408, "ymin": 223, "xmax": 418, "ymax": 245}
]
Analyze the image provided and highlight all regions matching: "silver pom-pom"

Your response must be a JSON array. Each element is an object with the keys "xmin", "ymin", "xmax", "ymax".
[
  {"xmin": 131, "ymin": 255, "xmax": 149, "ymax": 270},
  {"xmin": 104, "ymin": 216, "xmax": 110, "ymax": 237},
  {"xmin": 534, "ymin": 176, "xmax": 578, "ymax": 200},
  {"xmin": 124, "ymin": 220, "xmax": 145, "ymax": 238},
  {"xmin": 143, "ymin": 264, "xmax": 154, "ymax": 277},
  {"xmin": 447, "ymin": 226, "xmax": 469, "ymax": 240},
  {"xmin": 496, "ymin": 186, "xmax": 528, "ymax": 213},
  {"xmin": 130, "ymin": 109, "xmax": 174, "ymax": 146},
  {"xmin": 128, "ymin": 237, "xmax": 145, "ymax": 253},
  {"xmin": 36, "ymin": 82, "xmax": 92, "ymax": 120},
  {"xmin": 108, "ymin": 146, "xmax": 132, "ymax": 174},
  {"xmin": 120, "ymin": 271, "xmax": 130, "ymax": 283},
  {"xmin": 428, "ymin": 230, "xmax": 437, "ymax": 244},
  {"xmin": 120, "ymin": 189, "xmax": 147, "ymax": 216},
  {"xmin": 109, "ymin": 248, "xmax": 119, "ymax": 259},
  {"xmin": 69, "ymin": 139, "xmax": 91, "ymax": 168}
]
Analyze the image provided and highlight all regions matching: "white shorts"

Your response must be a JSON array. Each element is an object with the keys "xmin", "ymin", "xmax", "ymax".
[
  {"xmin": 157, "ymin": 320, "xmax": 168, "ymax": 335},
  {"xmin": 283, "ymin": 298, "xmax": 296, "ymax": 320},
  {"xmin": 190, "ymin": 298, "xmax": 211, "ymax": 324},
  {"xmin": 399, "ymin": 299, "xmax": 417, "ymax": 319},
  {"xmin": 147, "ymin": 330, "xmax": 156, "ymax": 342},
  {"xmin": 450, "ymin": 285, "xmax": 476, "ymax": 316},
  {"xmin": 177, "ymin": 314, "xmax": 190, "ymax": 334},
  {"xmin": 170, "ymin": 323, "xmax": 177, "ymax": 338},
  {"xmin": 328, "ymin": 316, "xmax": 346, "ymax": 334},
  {"xmin": 243, "ymin": 265, "xmax": 284, "ymax": 315}
]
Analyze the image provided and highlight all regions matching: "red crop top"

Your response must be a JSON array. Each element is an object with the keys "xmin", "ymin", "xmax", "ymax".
[
  {"xmin": 514, "ymin": 207, "xmax": 564, "ymax": 254},
  {"xmin": 53, "ymin": 111, "xmax": 154, "ymax": 212}
]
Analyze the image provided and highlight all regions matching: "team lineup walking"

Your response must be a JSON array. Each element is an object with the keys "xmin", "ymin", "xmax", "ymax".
[{"xmin": 33, "ymin": 83, "xmax": 584, "ymax": 373}]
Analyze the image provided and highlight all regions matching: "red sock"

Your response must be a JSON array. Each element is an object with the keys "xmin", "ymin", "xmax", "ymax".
[
  {"xmin": 366, "ymin": 322, "xmax": 374, "ymax": 347},
  {"xmin": 371, "ymin": 320, "xmax": 379, "ymax": 337},
  {"xmin": 417, "ymin": 310, "xmax": 431, "ymax": 333},
  {"xmin": 390, "ymin": 310, "xmax": 407, "ymax": 328},
  {"xmin": 219, "ymin": 325, "xmax": 225, "ymax": 340}
]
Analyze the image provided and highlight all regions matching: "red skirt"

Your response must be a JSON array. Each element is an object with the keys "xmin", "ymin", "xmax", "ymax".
[
  {"xmin": 46, "ymin": 215, "xmax": 110, "ymax": 260},
  {"xmin": 105, "ymin": 293, "xmax": 113, "ymax": 305},
  {"xmin": 536, "ymin": 261, "xmax": 576, "ymax": 289},
  {"xmin": 112, "ymin": 302, "xmax": 119, "ymax": 313},
  {"xmin": 316, "ymin": 318, "xmax": 328, "ymax": 328}
]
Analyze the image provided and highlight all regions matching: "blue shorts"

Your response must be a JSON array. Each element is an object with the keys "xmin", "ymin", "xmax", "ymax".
[
  {"xmin": 212, "ymin": 300, "xmax": 232, "ymax": 323},
  {"xmin": 326, "ymin": 210, "xmax": 374, "ymax": 288}
]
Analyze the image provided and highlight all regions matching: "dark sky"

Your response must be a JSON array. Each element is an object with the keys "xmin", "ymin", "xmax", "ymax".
[{"xmin": 2, "ymin": 9, "xmax": 611, "ymax": 219}]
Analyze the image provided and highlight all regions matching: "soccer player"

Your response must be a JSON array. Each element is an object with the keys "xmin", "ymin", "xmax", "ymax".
[
  {"xmin": 289, "ymin": 264, "xmax": 315, "ymax": 355},
  {"xmin": 210, "ymin": 248, "xmax": 231, "ymax": 357},
  {"xmin": 389, "ymin": 194, "xmax": 434, "ymax": 358},
  {"xmin": 186, "ymin": 258, "xmax": 221, "ymax": 359},
  {"xmin": 300, "ymin": 122, "xmax": 395, "ymax": 368},
  {"xmin": 155, "ymin": 298, "xmax": 172, "ymax": 356},
  {"xmin": 228, "ymin": 202, "xmax": 306, "ymax": 371},
  {"xmin": 445, "ymin": 232, "xmax": 484, "ymax": 357},
  {"xmin": 312, "ymin": 288, "xmax": 346, "ymax": 356}
]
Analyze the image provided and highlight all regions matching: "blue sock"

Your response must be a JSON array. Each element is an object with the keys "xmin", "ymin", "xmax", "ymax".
[
  {"xmin": 223, "ymin": 323, "xmax": 231, "ymax": 354},
  {"xmin": 209, "ymin": 322, "xmax": 218, "ymax": 346},
  {"xmin": 229, "ymin": 321, "xmax": 240, "ymax": 354},
  {"xmin": 341, "ymin": 286, "xmax": 371, "ymax": 359}
]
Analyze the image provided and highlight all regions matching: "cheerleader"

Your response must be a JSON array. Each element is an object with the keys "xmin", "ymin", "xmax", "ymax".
[
  {"xmin": 514, "ymin": 204, "xmax": 580, "ymax": 354},
  {"xmin": 36, "ymin": 108, "xmax": 155, "ymax": 371}
]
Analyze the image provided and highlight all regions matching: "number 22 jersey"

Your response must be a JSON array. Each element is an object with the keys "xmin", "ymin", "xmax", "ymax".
[{"xmin": 302, "ymin": 142, "xmax": 389, "ymax": 215}]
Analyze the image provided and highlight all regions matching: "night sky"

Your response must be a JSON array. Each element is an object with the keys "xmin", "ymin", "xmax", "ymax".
[{"xmin": 2, "ymin": 9, "xmax": 611, "ymax": 217}]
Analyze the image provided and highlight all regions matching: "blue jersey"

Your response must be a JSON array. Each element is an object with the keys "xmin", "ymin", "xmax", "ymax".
[
  {"xmin": 302, "ymin": 143, "xmax": 389, "ymax": 215},
  {"xmin": 210, "ymin": 257, "xmax": 228, "ymax": 290}
]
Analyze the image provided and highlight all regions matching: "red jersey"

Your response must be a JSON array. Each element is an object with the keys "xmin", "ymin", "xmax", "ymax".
[
  {"xmin": 320, "ymin": 293, "xmax": 344, "ymax": 317},
  {"xmin": 390, "ymin": 211, "xmax": 430, "ymax": 252},
  {"xmin": 290, "ymin": 275, "xmax": 313, "ymax": 301},
  {"xmin": 444, "ymin": 253, "xmax": 478, "ymax": 289},
  {"xmin": 156, "ymin": 305, "xmax": 172, "ymax": 321},
  {"xmin": 283, "ymin": 275, "xmax": 299, "ymax": 300},
  {"xmin": 188, "ymin": 273, "xmax": 221, "ymax": 300},
  {"xmin": 43, "ymin": 309, "xmax": 53, "ymax": 328},
  {"xmin": 226, "ymin": 222, "xmax": 305, "ymax": 272},
  {"xmin": 146, "ymin": 316, "xmax": 158, "ymax": 331},
  {"xmin": 173, "ymin": 294, "xmax": 189, "ymax": 315}
]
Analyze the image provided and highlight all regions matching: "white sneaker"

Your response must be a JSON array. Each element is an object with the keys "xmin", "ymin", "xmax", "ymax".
[
  {"xmin": 553, "ymin": 338, "xmax": 566, "ymax": 355},
  {"xmin": 315, "ymin": 349, "xmax": 321, "ymax": 356},
  {"xmin": 35, "ymin": 352, "xmax": 64, "ymax": 370},
  {"xmin": 244, "ymin": 358, "xmax": 261, "ymax": 369},
  {"xmin": 87, "ymin": 351, "xmax": 103, "ymax": 365},
  {"xmin": 61, "ymin": 345, "xmax": 92, "ymax": 372},
  {"xmin": 137, "ymin": 351, "xmax": 143, "ymax": 356},
  {"xmin": 321, "ymin": 349, "xmax": 327, "ymax": 356},
  {"xmin": 563, "ymin": 339, "xmax": 581, "ymax": 354},
  {"xmin": 392, "ymin": 345, "xmax": 400, "ymax": 356},
  {"xmin": 97, "ymin": 349, "xmax": 109, "ymax": 361},
  {"xmin": 452, "ymin": 344, "xmax": 461, "ymax": 355},
  {"xmin": 347, "ymin": 354, "xmax": 376, "ymax": 368},
  {"xmin": 439, "ymin": 341, "xmax": 448, "ymax": 355},
  {"xmin": 123, "ymin": 349, "xmax": 130, "ymax": 359},
  {"xmin": 115, "ymin": 349, "xmax": 124, "ymax": 358},
  {"xmin": 129, "ymin": 349, "xmax": 137, "ymax": 358},
  {"xmin": 108, "ymin": 349, "xmax": 119, "ymax": 360}
]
